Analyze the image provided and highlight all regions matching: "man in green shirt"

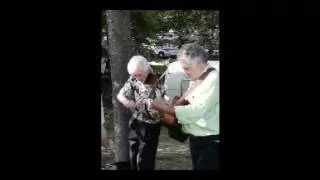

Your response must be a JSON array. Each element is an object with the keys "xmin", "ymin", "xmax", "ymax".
[{"xmin": 151, "ymin": 43, "xmax": 219, "ymax": 170}]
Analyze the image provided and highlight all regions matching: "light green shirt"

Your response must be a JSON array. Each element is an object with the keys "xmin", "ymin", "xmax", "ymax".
[{"xmin": 175, "ymin": 68, "xmax": 219, "ymax": 136}]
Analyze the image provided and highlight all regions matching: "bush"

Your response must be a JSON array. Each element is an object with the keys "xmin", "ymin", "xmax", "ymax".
[{"xmin": 151, "ymin": 65, "xmax": 167, "ymax": 76}]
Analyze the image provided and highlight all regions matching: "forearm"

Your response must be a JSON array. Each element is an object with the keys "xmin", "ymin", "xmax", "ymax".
[
  {"xmin": 156, "ymin": 103, "xmax": 175, "ymax": 116},
  {"xmin": 117, "ymin": 92, "xmax": 134, "ymax": 108},
  {"xmin": 165, "ymin": 106, "xmax": 175, "ymax": 116}
]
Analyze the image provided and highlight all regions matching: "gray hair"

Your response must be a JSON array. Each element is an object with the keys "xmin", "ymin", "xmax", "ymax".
[
  {"xmin": 127, "ymin": 55, "xmax": 151, "ymax": 75},
  {"xmin": 177, "ymin": 43, "xmax": 207, "ymax": 65}
]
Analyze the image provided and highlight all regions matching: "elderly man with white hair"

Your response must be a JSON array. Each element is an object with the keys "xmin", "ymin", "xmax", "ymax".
[{"xmin": 117, "ymin": 55, "xmax": 165, "ymax": 170}]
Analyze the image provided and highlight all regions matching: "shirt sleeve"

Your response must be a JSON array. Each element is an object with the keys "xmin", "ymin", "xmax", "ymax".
[
  {"xmin": 175, "ymin": 73, "xmax": 219, "ymax": 124},
  {"xmin": 119, "ymin": 77, "xmax": 135, "ymax": 100}
]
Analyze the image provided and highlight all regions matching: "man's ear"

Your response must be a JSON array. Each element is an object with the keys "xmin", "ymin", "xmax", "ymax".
[
  {"xmin": 189, "ymin": 58, "xmax": 200, "ymax": 67},
  {"xmin": 196, "ymin": 58, "xmax": 202, "ymax": 65}
]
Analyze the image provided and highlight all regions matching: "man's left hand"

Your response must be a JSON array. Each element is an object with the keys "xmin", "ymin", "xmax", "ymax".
[{"xmin": 151, "ymin": 98, "xmax": 167, "ymax": 112}]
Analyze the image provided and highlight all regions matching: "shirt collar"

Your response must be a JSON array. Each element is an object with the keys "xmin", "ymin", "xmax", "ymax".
[{"xmin": 195, "ymin": 63, "xmax": 211, "ymax": 80}]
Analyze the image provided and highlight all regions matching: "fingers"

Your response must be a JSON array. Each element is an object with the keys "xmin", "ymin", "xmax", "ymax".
[{"xmin": 151, "ymin": 99, "xmax": 164, "ymax": 111}]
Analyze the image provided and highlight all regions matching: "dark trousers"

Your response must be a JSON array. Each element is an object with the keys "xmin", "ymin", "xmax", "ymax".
[
  {"xmin": 128, "ymin": 119, "xmax": 161, "ymax": 170},
  {"xmin": 189, "ymin": 135, "xmax": 220, "ymax": 171}
]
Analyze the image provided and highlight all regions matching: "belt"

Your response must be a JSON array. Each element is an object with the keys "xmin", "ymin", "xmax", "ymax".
[{"xmin": 189, "ymin": 134, "xmax": 220, "ymax": 140}]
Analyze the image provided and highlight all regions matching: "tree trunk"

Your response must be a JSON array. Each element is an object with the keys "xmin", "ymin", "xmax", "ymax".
[
  {"xmin": 101, "ymin": 95, "xmax": 108, "ymax": 147},
  {"xmin": 106, "ymin": 10, "xmax": 133, "ymax": 168}
]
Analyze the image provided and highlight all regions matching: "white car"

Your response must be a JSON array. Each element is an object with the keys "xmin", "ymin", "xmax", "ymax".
[
  {"xmin": 164, "ymin": 60, "xmax": 219, "ymax": 104},
  {"xmin": 154, "ymin": 46, "xmax": 179, "ymax": 59}
]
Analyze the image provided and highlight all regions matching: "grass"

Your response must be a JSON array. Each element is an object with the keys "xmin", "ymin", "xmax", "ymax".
[{"xmin": 155, "ymin": 127, "xmax": 192, "ymax": 170}]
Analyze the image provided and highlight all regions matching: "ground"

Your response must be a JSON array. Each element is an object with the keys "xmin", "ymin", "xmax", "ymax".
[
  {"xmin": 101, "ymin": 110, "xmax": 192, "ymax": 170},
  {"xmin": 154, "ymin": 127, "xmax": 192, "ymax": 170}
]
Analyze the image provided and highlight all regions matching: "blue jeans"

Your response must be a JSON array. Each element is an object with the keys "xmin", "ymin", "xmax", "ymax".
[{"xmin": 189, "ymin": 135, "xmax": 220, "ymax": 170}]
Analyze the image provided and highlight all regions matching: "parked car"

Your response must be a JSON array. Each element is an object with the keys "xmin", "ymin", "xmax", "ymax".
[{"xmin": 154, "ymin": 46, "xmax": 179, "ymax": 59}]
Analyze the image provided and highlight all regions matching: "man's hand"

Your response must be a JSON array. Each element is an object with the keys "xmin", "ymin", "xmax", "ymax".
[
  {"xmin": 152, "ymin": 98, "xmax": 176, "ymax": 116},
  {"xmin": 151, "ymin": 98, "xmax": 167, "ymax": 112},
  {"xmin": 126, "ymin": 100, "xmax": 137, "ymax": 109},
  {"xmin": 150, "ymin": 109, "xmax": 161, "ymax": 119}
]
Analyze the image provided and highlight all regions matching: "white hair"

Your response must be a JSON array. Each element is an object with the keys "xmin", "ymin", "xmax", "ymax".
[
  {"xmin": 127, "ymin": 55, "xmax": 151, "ymax": 75},
  {"xmin": 177, "ymin": 43, "xmax": 207, "ymax": 66}
]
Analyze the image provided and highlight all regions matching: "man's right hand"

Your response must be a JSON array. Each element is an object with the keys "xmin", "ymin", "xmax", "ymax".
[
  {"xmin": 126, "ymin": 100, "xmax": 137, "ymax": 109},
  {"xmin": 117, "ymin": 92, "xmax": 136, "ymax": 110}
]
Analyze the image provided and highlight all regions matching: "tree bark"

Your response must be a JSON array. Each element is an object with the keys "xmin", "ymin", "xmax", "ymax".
[
  {"xmin": 101, "ymin": 95, "xmax": 108, "ymax": 147},
  {"xmin": 106, "ymin": 10, "xmax": 133, "ymax": 166}
]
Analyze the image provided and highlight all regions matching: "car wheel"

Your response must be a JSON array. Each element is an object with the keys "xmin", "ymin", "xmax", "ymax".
[{"xmin": 158, "ymin": 52, "xmax": 165, "ymax": 59}]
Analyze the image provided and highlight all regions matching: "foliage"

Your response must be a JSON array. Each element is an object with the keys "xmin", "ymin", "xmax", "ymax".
[
  {"xmin": 101, "ymin": 11, "xmax": 107, "ymax": 38},
  {"xmin": 102, "ymin": 10, "xmax": 219, "ymax": 52}
]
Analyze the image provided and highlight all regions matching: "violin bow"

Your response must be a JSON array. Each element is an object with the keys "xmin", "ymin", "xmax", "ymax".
[{"xmin": 148, "ymin": 68, "xmax": 168, "ymax": 99}]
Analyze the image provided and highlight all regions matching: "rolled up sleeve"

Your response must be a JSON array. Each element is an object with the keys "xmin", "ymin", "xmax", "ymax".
[
  {"xmin": 119, "ymin": 78, "xmax": 135, "ymax": 100},
  {"xmin": 175, "ymin": 100, "xmax": 207, "ymax": 124}
]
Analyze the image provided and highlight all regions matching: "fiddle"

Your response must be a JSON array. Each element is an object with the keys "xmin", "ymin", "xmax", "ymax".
[
  {"xmin": 143, "ymin": 70, "xmax": 167, "ymax": 99},
  {"xmin": 144, "ymin": 73, "xmax": 158, "ymax": 86}
]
